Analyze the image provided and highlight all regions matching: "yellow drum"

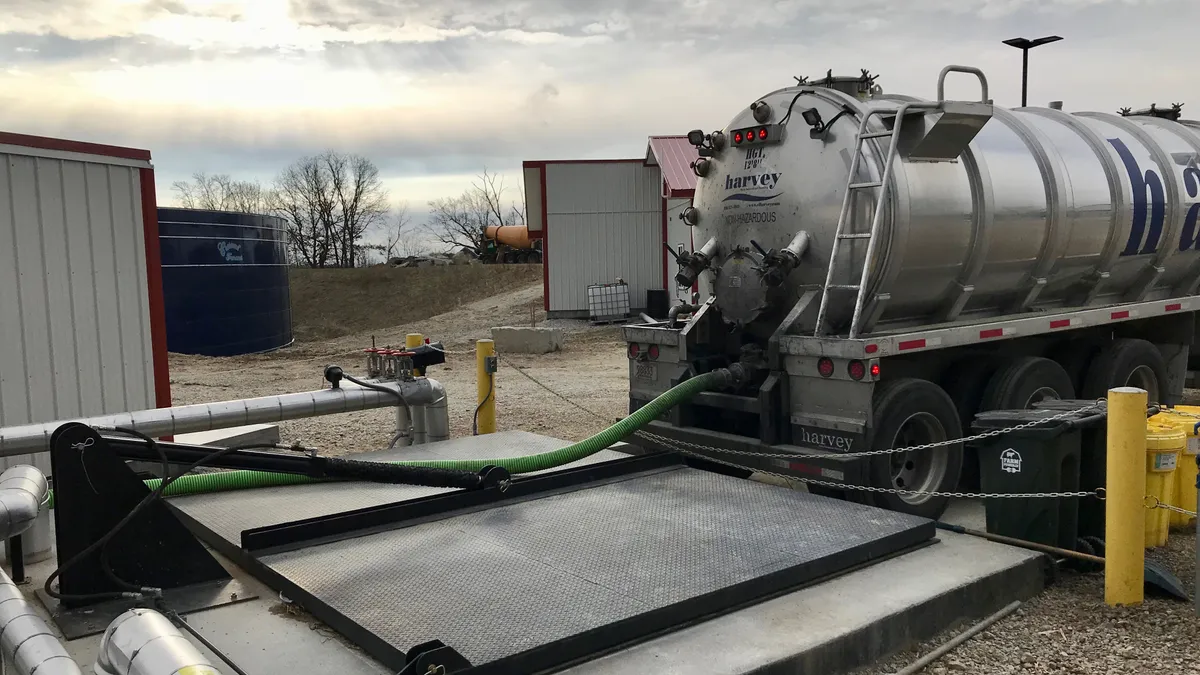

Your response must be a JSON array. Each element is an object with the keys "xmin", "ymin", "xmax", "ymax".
[
  {"xmin": 1147, "ymin": 406, "xmax": 1200, "ymax": 529},
  {"xmin": 1144, "ymin": 422, "xmax": 1183, "ymax": 548}
]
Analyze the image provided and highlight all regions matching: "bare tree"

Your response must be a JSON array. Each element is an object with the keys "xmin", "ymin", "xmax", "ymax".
[
  {"xmin": 269, "ymin": 151, "xmax": 390, "ymax": 268},
  {"xmin": 425, "ymin": 169, "xmax": 524, "ymax": 256},
  {"xmin": 172, "ymin": 172, "xmax": 266, "ymax": 213},
  {"xmin": 371, "ymin": 203, "xmax": 426, "ymax": 261}
]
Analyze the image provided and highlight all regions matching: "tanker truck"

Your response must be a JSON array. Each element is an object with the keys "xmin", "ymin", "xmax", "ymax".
[
  {"xmin": 481, "ymin": 224, "xmax": 542, "ymax": 264},
  {"xmin": 624, "ymin": 64, "xmax": 1200, "ymax": 520}
]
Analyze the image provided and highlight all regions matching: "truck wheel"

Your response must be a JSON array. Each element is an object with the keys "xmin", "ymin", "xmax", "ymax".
[
  {"xmin": 1080, "ymin": 338, "xmax": 1167, "ymax": 404},
  {"xmin": 1048, "ymin": 342, "xmax": 1099, "ymax": 394},
  {"xmin": 980, "ymin": 356, "xmax": 1075, "ymax": 410},
  {"xmin": 941, "ymin": 356, "xmax": 999, "ymax": 493},
  {"xmin": 865, "ymin": 378, "xmax": 964, "ymax": 519}
]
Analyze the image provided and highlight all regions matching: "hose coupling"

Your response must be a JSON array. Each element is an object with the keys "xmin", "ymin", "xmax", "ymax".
[{"xmin": 674, "ymin": 237, "xmax": 719, "ymax": 288}]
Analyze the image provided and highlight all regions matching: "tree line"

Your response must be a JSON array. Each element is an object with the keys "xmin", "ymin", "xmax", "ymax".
[{"xmin": 172, "ymin": 151, "xmax": 525, "ymax": 268}]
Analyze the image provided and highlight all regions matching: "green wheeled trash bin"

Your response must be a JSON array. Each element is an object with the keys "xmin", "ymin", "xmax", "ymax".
[{"xmin": 970, "ymin": 408, "xmax": 1100, "ymax": 550}]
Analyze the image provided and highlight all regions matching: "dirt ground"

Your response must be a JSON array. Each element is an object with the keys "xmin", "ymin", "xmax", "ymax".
[{"xmin": 169, "ymin": 273, "xmax": 1199, "ymax": 675}]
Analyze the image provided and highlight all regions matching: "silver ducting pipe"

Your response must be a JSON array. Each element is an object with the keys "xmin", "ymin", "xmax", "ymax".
[
  {"xmin": 0, "ymin": 379, "xmax": 447, "ymax": 457},
  {"xmin": 411, "ymin": 405, "xmax": 428, "ymax": 445},
  {"xmin": 0, "ymin": 466, "xmax": 49, "ymax": 540},
  {"xmin": 0, "ymin": 566, "xmax": 81, "ymax": 675},
  {"xmin": 394, "ymin": 403, "xmax": 413, "ymax": 448},
  {"xmin": 94, "ymin": 608, "xmax": 223, "ymax": 675},
  {"xmin": 425, "ymin": 379, "xmax": 450, "ymax": 443}
]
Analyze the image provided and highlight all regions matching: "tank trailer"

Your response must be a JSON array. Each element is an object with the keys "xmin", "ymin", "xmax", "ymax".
[{"xmin": 626, "ymin": 65, "xmax": 1200, "ymax": 519}]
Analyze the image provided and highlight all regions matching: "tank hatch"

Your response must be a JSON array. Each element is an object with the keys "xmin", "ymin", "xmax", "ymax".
[{"xmin": 1119, "ymin": 103, "xmax": 1184, "ymax": 121}]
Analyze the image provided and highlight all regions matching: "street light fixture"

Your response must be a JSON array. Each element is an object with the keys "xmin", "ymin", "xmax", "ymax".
[{"xmin": 1002, "ymin": 35, "xmax": 1063, "ymax": 107}]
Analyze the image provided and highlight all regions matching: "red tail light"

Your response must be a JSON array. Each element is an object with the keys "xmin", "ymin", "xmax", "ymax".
[
  {"xmin": 648, "ymin": 345, "xmax": 660, "ymax": 360},
  {"xmin": 848, "ymin": 360, "xmax": 866, "ymax": 381},
  {"xmin": 817, "ymin": 357, "xmax": 834, "ymax": 378},
  {"xmin": 758, "ymin": 127, "xmax": 768, "ymax": 140},
  {"xmin": 734, "ymin": 131, "xmax": 744, "ymax": 144},
  {"xmin": 870, "ymin": 363, "xmax": 881, "ymax": 377},
  {"xmin": 628, "ymin": 343, "xmax": 641, "ymax": 359}
]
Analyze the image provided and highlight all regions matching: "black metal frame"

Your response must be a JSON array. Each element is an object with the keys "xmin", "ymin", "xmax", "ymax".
[
  {"xmin": 240, "ymin": 452, "xmax": 683, "ymax": 554},
  {"xmin": 171, "ymin": 447, "xmax": 936, "ymax": 675}
]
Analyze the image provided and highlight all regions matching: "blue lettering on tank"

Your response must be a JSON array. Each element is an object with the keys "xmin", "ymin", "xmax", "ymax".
[
  {"xmin": 1108, "ymin": 138, "xmax": 1165, "ymax": 256},
  {"xmin": 1180, "ymin": 166, "xmax": 1200, "ymax": 251}
]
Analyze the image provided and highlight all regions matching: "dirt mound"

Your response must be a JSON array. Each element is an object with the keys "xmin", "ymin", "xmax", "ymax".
[{"xmin": 288, "ymin": 264, "xmax": 542, "ymax": 342}]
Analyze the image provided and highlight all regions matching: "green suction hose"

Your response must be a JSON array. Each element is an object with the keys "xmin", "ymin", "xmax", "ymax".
[{"xmin": 48, "ymin": 368, "xmax": 733, "ymax": 506}]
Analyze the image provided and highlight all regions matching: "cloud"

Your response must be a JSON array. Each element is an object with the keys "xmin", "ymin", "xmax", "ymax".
[{"xmin": 1, "ymin": 0, "xmax": 1196, "ymax": 214}]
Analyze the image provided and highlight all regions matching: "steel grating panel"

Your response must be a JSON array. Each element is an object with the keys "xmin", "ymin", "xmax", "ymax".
[
  {"xmin": 173, "ymin": 432, "xmax": 933, "ymax": 673},
  {"xmin": 172, "ymin": 431, "xmax": 626, "ymax": 544},
  {"xmin": 259, "ymin": 468, "xmax": 930, "ymax": 672}
]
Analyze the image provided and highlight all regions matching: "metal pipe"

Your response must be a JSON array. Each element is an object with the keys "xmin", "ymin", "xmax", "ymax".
[
  {"xmin": 891, "ymin": 601, "xmax": 1021, "ymax": 675},
  {"xmin": 411, "ymin": 405, "xmax": 428, "ymax": 445},
  {"xmin": 0, "ymin": 380, "xmax": 443, "ymax": 457},
  {"xmin": 668, "ymin": 303, "xmax": 700, "ymax": 329},
  {"xmin": 393, "ymin": 403, "xmax": 413, "ymax": 448},
  {"xmin": 783, "ymin": 229, "xmax": 811, "ymax": 259},
  {"xmin": 425, "ymin": 379, "xmax": 450, "ymax": 443},
  {"xmin": 0, "ymin": 466, "xmax": 49, "ymax": 540},
  {"xmin": 94, "ymin": 608, "xmax": 223, "ymax": 675},
  {"xmin": 0, "ymin": 566, "xmax": 81, "ymax": 675}
]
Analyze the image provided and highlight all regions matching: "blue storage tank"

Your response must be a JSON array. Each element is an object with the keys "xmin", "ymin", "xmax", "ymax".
[{"xmin": 158, "ymin": 208, "xmax": 293, "ymax": 356}]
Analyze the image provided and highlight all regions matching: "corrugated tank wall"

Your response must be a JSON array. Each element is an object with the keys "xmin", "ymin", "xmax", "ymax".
[
  {"xmin": 0, "ymin": 139, "xmax": 162, "ymax": 476},
  {"xmin": 545, "ymin": 162, "xmax": 664, "ymax": 316}
]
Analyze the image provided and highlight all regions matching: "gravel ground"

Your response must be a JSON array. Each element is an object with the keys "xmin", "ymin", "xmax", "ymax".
[
  {"xmin": 170, "ymin": 281, "xmax": 1200, "ymax": 674},
  {"xmin": 856, "ymin": 531, "xmax": 1199, "ymax": 675},
  {"xmin": 169, "ymin": 283, "xmax": 628, "ymax": 453}
]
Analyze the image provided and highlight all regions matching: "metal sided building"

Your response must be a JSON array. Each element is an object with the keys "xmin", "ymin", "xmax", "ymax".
[
  {"xmin": 523, "ymin": 136, "xmax": 699, "ymax": 319},
  {"xmin": 0, "ymin": 132, "xmax": 170, "ymax": 477}
]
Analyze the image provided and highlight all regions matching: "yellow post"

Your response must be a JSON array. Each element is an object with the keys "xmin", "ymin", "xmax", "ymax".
[
  {"xmin": 1144, "ymin": 422, "xmax": 1183, "ymax": 548},
  {"xmin": 475, "ymin": 339, "xmax": 497, "ymax": 435},
  {"xmin": 406, "ymin": 333, "xmax": 425, "ymax": 376},
  {"xmin": 1106, "ymin": 386, "xmax": 1148, "ymax": 607}
]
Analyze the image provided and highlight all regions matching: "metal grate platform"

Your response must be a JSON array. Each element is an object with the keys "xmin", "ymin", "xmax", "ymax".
[{"xmin": 172, "ymin": 432, "xmax": 933, "ymax": 674}]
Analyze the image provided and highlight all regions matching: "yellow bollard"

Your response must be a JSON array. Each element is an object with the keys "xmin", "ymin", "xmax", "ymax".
[
  {"xmin": 1106, "ymin": 386, "xmax": 1147, "ymax": 607},
  {"xmin": 1144, "ymin": 422, "xmax": 1183, "ymax": 548},
  {"xmin": 1152, "ymin": 405, "xmax": 1200, "ymax": 529},
  {"xmin": 475, "ymin": 339, "xmax": 497, "ymax": 435},
  {"xmin": 406, "ymin": 333, "xmax": 425, "ymax": 376}
]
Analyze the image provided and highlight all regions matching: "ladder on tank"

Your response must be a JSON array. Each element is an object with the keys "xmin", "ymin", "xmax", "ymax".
[{"xmin": 813, "ymin": 66, "xmax": 993, "ymax": 339}]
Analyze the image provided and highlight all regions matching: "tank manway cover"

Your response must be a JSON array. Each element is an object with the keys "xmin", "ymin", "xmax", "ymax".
[{"xmin": 173, "ymin": 432, "xmax": 932, "ymax": 673}]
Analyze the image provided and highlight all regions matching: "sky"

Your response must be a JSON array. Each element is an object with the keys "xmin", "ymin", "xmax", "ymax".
[{"xmin": 2, "ymin": 0, "xmax": 1198, "ymax": 243}]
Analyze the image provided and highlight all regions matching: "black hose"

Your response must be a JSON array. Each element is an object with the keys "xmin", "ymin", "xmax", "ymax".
[{"xmin": 343, "ymin": 372, "xmax": 414, "ymax": 437}]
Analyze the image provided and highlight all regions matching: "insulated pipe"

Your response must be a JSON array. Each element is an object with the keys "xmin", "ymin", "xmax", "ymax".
[
  {"xmin": 394, "ymin": 403, "xmax": 413, "ymax": 448},
  {"xmin": 0, "ymin": 566, "xmax": 81, "ymax": 675},
  {"xmin": 0, "ymin": 466, "xmax": 49, "ymax": 540},
  {"xmin": 411, "ymin": 406, "xmax": 428, "ymax": 445},
  {"xmin": 425, "ymin": 379, "xmax": 450, "ymax": 443},
  {"xmin": 0, "ymin": 379, "xmax": 445, "ymax": 457},
  {"xmin": 94, "ymin": 608, "xmax": 223, "ymax": 675}
]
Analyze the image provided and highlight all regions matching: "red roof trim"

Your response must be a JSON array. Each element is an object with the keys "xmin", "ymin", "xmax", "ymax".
[
  {"xmin": 523, "ymin": 158, "xmax": 642, "ymax": 166},
  {"xmin": 0, "ymin": 131, "xmax": 152, "ymax": 162},
  {"xmin": 138, "ymin": 168, "xmax": 172, "ymax": 416},
  {"xmin": 540, "ymin": 163, "xmax": 550, "ymax": 312}
]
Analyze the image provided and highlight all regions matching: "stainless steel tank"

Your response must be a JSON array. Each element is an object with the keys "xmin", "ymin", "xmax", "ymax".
[{"xmin": 689, "ymin": 67, "xmax": 1200, "ymax": 335}]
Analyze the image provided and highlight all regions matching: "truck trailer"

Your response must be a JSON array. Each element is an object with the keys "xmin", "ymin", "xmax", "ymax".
[{"xmin": 624, "ymin": 65, "xmax": 1200, "ymax": 520}]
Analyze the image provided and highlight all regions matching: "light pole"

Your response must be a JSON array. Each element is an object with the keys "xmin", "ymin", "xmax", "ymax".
[{"xmin": 1002, "ymin": 36, "xmax": 1063, "ymax": 107}]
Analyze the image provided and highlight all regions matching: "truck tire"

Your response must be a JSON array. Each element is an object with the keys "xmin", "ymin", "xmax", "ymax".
[
  {"xmin": 941, "ymin": 356, "xmax": 1000, "ymax": 492},
  {"xmin": 865, "ymin": 378, "xmax": 964, "ymax": 519},
  {"xmin": 980, "ymin": 356, "xmax": 1076, "ymax": 410},
  {"xmin": 1080, "ymin": 338, "xmax": 1167, "ymax": 404},
  {"xmin": 1048, "ymin": 342, "xmax": 1099, "ymax": 394}
]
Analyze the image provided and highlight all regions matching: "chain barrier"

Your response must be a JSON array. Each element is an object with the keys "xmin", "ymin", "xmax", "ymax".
[
  {"xmin": 1144, "ymin": 495, "xmax": 1199, "ymax": 517},
  {"xmin": 414, "ymin": 344, "xmax": 1187, "ymax": 505}
]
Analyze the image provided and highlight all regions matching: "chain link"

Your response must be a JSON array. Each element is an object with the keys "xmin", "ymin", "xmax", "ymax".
[
  {"xmin": 636, "ymin": 404, "xmax": 1099, "ymax": 460},
  {"xmin": 1144, "ymin": 495, "xmax": 1199, "ymax": 517}
]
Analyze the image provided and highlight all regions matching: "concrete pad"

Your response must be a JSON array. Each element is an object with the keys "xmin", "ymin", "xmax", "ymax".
[
  {"xmin": 490, "ymin": 325, "xmax": 564, "ymax": 354},
  {"xmin": 559, "ymin": 532, "xmax": 1045, "ymax": 675}
]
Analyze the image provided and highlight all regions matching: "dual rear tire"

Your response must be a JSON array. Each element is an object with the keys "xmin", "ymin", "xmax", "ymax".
[{"xmin": 861, "ymin": 337, "xmax": 1167, "ymax": 519}]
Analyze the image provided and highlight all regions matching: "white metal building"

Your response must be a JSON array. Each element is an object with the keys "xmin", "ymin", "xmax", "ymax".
[
  {"xmin": 523, "ymin": 136, "xmax": 699, "ymax": 318},
  {"xmin": 0, "ymin": 132, "xmax": 170, "ymax": 481}
]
